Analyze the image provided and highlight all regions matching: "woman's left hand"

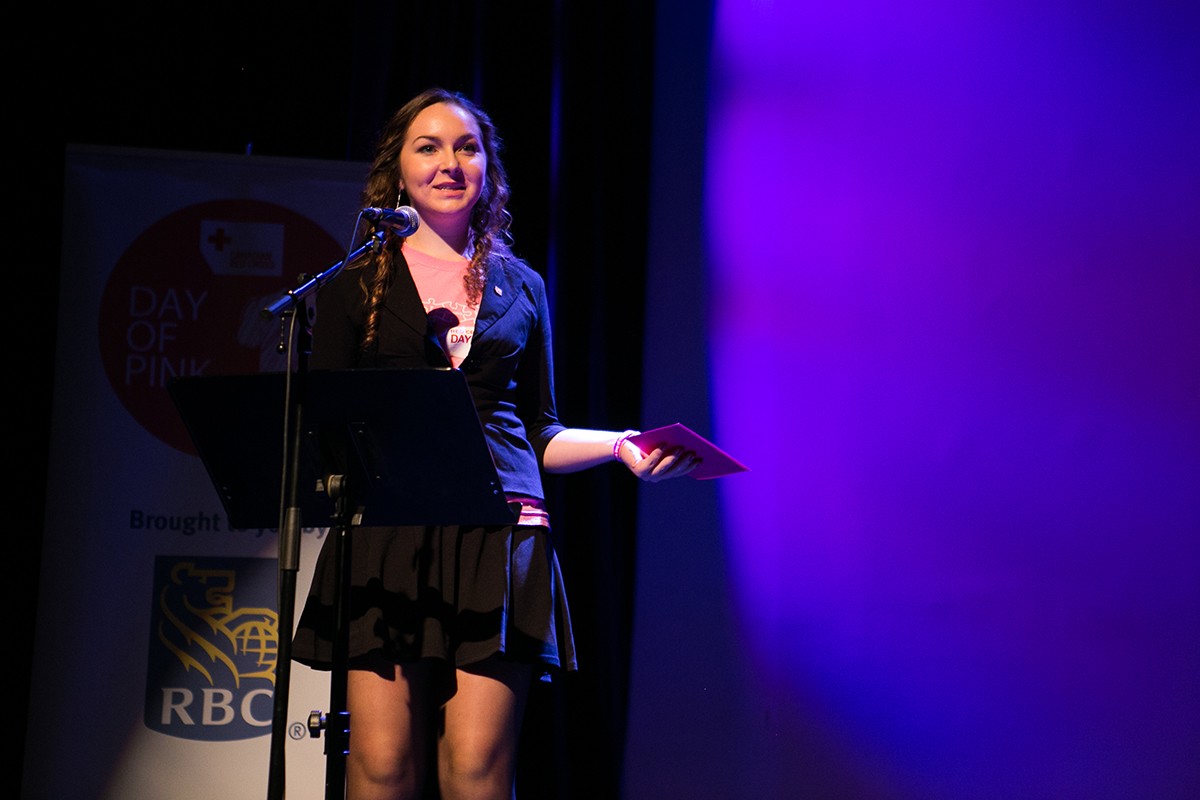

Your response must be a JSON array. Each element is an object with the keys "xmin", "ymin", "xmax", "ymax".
[{"xmin": 619, "ymin": 440, "xmax": 702, "ymax": 482}]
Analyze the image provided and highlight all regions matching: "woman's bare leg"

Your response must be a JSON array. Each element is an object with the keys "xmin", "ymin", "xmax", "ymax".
[
  {"xmin": 437, "ymin": 658, "xmax": 532, "ymax": 800},
  {"xmin": 344, "ymin": 655, "xmax": 435, "ymax": 800}
]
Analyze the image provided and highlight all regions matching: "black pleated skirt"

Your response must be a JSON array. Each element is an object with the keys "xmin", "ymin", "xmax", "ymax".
[{"xmin": 292, "ymin": 524, "xmax": 577, "ymax": 683}]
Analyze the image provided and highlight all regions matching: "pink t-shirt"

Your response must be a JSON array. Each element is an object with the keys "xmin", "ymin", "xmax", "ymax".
[{"xmin": 403, "ymin": 244, "xmax": 477, "ymax": 368}]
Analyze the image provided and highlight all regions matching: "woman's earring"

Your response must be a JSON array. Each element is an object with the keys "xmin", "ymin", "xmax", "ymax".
[{"xmin": 396, "ymin": 189, "xmax": 407, "ymax": 208}]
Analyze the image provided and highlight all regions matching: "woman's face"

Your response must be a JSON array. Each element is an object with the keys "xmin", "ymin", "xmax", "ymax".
[{"xmin": 397, "ymin": 102, "xmax": 487, "ymax": 229}]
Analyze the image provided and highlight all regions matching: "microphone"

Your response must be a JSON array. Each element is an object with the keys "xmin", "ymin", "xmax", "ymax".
[{"xmin": 362, "ymin": 206, "xmax": 420, "ymax": 236}]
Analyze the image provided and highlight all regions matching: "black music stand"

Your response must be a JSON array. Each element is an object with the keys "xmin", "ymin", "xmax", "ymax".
[{"xmin": 168, "ymin": 367, "xmax": 518, "ymax": 800}]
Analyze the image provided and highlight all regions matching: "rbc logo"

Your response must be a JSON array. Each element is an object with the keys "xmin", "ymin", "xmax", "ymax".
[{"xmin": 144, "ymin": 556, "xmax": 278, "ymax": 740}]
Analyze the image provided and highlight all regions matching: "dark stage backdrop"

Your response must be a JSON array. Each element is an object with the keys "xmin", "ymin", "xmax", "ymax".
[{"xmin": 14, "ymin": 1, "xmax": 1200, "ymax": 798}]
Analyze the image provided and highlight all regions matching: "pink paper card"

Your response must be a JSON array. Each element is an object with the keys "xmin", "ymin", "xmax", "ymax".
[{"xmin": 627, "ymin": 423, "xmax": 749, "ymax": 480}]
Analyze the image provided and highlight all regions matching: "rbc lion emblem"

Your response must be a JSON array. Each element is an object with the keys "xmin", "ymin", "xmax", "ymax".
[{"xmin": 144, "ymin": 555, "xmax": 279, "ymax": 740}]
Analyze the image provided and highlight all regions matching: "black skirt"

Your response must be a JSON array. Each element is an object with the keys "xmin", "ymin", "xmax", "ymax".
[{"xmin": 292, "ymin": 524, "xmax": 577, "ymax": 681}]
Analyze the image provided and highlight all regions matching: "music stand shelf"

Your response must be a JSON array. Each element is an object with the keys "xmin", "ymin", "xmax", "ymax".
[{"xmin": 169, "ymin": 367, "xmax": 517, "ymax": 530}]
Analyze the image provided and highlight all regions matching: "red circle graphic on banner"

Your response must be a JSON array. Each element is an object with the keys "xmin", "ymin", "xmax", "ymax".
[{"xmin": 98, "ymin": 199, "xmax": 349, "ymax": 454}]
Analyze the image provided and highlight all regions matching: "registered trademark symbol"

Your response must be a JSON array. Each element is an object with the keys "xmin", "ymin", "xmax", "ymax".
[{"xmin": 289, "ymin": 722, "xmax": 308, "ymax": 740}]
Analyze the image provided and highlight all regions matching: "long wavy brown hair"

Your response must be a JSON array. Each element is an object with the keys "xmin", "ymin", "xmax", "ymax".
[{"xmin": 356, "ymin": 87, "xmax": 513, "ymax": 351}]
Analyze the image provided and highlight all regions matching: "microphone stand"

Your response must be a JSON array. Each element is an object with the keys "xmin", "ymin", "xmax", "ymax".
[{"xmin": 261, "ymin": 230, "xmax": 385, "ymax": 800}]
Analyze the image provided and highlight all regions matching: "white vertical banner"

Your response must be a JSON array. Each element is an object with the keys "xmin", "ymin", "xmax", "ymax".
[{"xmin": 23, "ymin": 146, "xmax": 369, "ymax": 800}]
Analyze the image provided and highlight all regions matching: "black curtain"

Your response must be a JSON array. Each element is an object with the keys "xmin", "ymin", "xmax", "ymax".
[
  {"xmin": 13, "ymin": 2, "xmax": 658, "ymax": 796},
  {"xmin": 518, "ymin": 5, "xmax": 658, "ymax": 797}
]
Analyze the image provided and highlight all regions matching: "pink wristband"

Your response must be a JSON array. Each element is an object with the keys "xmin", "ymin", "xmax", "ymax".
[{"xmin": 613, "ymin": 430, "xmax": 639, "ymax": 462}]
